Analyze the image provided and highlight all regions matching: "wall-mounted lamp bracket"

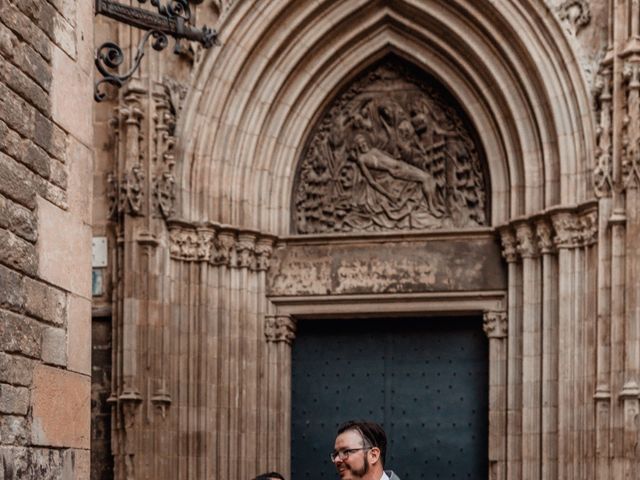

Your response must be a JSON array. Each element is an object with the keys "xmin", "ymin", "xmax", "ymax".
[{"xmin": 94, "ymin": 0, "xmax": 219, "ymax": 102}]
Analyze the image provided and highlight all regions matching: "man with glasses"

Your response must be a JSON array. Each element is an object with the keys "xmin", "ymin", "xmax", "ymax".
[{"xmin": 331, "ymin": 420, "xmax": 400, "ymax": 480}]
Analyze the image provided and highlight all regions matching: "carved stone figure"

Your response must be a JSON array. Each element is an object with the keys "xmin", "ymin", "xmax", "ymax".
[{"xmin": 293, "ymin": 58, "xmax": 488, "ymax": 233}]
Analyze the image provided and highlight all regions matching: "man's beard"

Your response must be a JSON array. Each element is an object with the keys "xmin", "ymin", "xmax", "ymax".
[{"xmin": 340, "ymin": 456, "xmax": 369, "ymax": 478}]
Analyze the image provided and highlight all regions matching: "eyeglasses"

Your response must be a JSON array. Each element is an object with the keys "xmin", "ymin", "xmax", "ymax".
[{"xmin": 329, "ymin": 447, "xmax": 371, "ymax": 462}]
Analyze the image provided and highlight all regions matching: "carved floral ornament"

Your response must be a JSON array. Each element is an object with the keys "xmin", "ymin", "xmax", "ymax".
[
  {"xmin": 499, "ymin": 207, "xmax": 598, "ymax": 261},
  {"xmin": 555, "ymin": 0, "xmax": 591, "ymax": 36},
  {"xmin": 482, "ymin": 311, "xmax": 508, "ymax": 339},
  {"xmin": 264, "ymin": 315, "xmax": 296, "ymax": 344},
  {"xmin": 593, "ymin": 67, "xmax": 613, "ymax": 198},
  {"xmin": 622, "ymin": 60, "xmax": 640, "ymax": 189},
  {"xmin": 107, "ymin": 77, "xmax": 188, "ymax": 221},
  {"xmin": 168, "ymin": 221, "xmax": 276, "ymax": 271},
  {"xmin": 293, "ymin": 58, "xmax": 488, "ymax": 234}
]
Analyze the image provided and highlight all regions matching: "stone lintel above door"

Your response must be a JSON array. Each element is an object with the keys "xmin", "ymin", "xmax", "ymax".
[{"xmin": 267, "ymin": 229, "xmax": 506, "ymax": 298}]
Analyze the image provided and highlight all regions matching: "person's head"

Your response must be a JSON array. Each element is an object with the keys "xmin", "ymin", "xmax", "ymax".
[
  {"xmin": 354, "ymin": 134, "xmax": 370, "ymax": 154},
  {"xmin": 252, "ymin": 473, "xmax": 285, "ymax": 480},
  {"xmin": 332, "ymin": 420, "xmax": 387, "ymax": 480}
]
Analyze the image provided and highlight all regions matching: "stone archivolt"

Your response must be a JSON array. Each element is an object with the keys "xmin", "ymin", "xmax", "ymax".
[{"xmin": 293, "ymin": 58, "xmax": 488, "ymax": 234}]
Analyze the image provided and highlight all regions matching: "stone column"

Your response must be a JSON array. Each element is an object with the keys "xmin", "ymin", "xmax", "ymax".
[
  {"xmin": 593, "ymin": 66, "xmax": 613, "ymax": 480},
  {"xmin": 265, "ymin": 314, "xmax": 296, "ymax": 479},
  {"xmin": 535, "ymin": 218, "xmax": 558, "ymax": 480},
  {"xmin": 483, "ymin": 310, "xmax": 508, "ymax": 480},
  {"xmin": 515, "ymin": 222, "xmax": 542, "ymax": 480},
  {"xmin": 621, "ymin": 58, "xmax": 640, "ymax": 480},
  {"xmin": 499, "ymin": 228, "xmax": 522, "ymax": 480},
  {"xmin": 551, "ymin": 210, "xmax": 579, "ymax": 479}
]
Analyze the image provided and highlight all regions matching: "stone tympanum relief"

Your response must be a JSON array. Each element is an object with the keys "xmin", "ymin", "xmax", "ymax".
[{"xmin": 293, "ymin": 58, "xmax": 488, "ymax": 234}]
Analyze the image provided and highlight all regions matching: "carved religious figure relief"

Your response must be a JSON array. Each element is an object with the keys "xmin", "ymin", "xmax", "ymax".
[{"xmin": 293, "ymin": 57, "xmax": 488, "ymax": 233}]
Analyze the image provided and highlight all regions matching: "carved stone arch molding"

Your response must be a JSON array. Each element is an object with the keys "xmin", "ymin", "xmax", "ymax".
[{"xmin": 178, "ymin": 0, "xmax": 594, "ymax": 233}]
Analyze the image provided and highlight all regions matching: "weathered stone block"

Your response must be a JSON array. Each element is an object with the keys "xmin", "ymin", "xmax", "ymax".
[
  {"xmin": 63, "ymin": 448, "xmax": 90, "ymax": 480},
  {"xmin": 0, "ymin": 264, "xmax": 25, "ymax": 312},
  {"xmin": 0, "ymin": 352, "xmax": 34, "ymax": 386},
  {"xmin": 0, "ymin": 82, "xmax": 36, "ymax": 142},
  {"xmin": 76, "ymin": 0, "xmax": 93, "ymax": 76},
  {"xmin": 51, "ymin": 47, "xmax": 92, "ymax": 146},
  {"xmin": 0, "ymin": 415, "xmax": 30, "ymax": 444},
  {"xmin": 0, "ymin": 446, "xmax": 64, "ymax": 479},
  {"xmin": 0, "ymin": 120, "xmax": 52, "ymax": 180},
  {"xmin": 49, "ymin": 157, "xmax": 68, "ymax": 190},
  {"xmin": 268, "ymin": 233, "xmax": 507, "ymax": 296},
  {"xmin": 48, "ymin": 0, "xmax": 76, "ymax": 24},
  {"xmin": 0, "ymin": 227, "xmax": 38, "ymax": 275},
  {"xmin": 66, "ymin": 137, "xmax": 93, "ymax": 224},
  {"xmin": 31, "ymin": 365, "xmax": 90, "ymax": 448},
  {"xmin": 0, "ymin": 0, "xmax": 51, "ymax": 61},
  {"xmin": 0, "ymin": 383, "xmax": 29, "ymax": 415},
  {"xmin": 34, "ymin": 109, "xmax": 67, "ymax": 161},
  {"xmin": 41, "ymin": 327, "xmax": 67, "ymax": 367},
  {"xmin": 0, "ymin": 53, "xmax": 48, "ymax": 114},
  {"xmin": 0, "ymin": 151, "xmax": 37, "ymax": 209},
  {"xmin": 0, "ymin": 308, "xmax": 43, "ymax": 358},
  {"xmin": 0, "ymin": 119, "xmax": 23, "ymax": 161},
  {"xmin": 53, "ymin": 12, "xmax": 76, "ymax": 60},
  {"xmin": 23, "ymin": 276, "xmax": 67, "ymax": 325},
  {"xmin": 67, "ymin": 295, "xmax": 91, "ymax": 375},
  {"xmin": 19, "ymin": 38, "xmax": 52, "ymax": 91},
  {"xmin": 37, "ymin": 197, "xmax": 92, "ymax": 298},
  {"xmin": 0, "ymin": 194, "xmax": 38, "ymax": 242}
]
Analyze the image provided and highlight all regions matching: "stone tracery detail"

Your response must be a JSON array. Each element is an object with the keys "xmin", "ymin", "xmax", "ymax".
[
  {"xmin": 622, "ymin": 61, "xmax": 640, "ymax": 189},
  {"xmin": 293, "ymin": 59, "xmax": 488, "ymax": 234},
  {"xmin": 593, "ymin": 67, "xmax": 613, "ymax": 197}
]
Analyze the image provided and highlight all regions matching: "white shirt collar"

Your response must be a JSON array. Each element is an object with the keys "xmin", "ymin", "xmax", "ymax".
[{"xmin": 380, "ymin": 472, "xmax": 390, "ymax": 480}]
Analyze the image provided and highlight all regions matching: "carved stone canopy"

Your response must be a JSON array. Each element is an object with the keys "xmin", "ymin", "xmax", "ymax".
[{"xmin": 293, "ymin": 56, "xmax": 489, "ymax": 234}]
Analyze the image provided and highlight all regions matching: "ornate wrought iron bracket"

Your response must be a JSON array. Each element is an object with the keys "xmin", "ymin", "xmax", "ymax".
[{"xmin": 94, "ymin": 0, "xmax": 219, "ymax": 101}]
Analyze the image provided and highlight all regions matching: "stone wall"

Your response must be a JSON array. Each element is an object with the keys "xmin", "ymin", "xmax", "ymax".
[{"xmin": 0, "ymin": 1, "xmax": 93, "ymax": 478}]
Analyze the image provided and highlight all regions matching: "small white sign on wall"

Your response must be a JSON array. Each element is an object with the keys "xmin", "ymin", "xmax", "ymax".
[{"xmin": 92, "ymin": 237, "xmax": 108, "ymax": 268}]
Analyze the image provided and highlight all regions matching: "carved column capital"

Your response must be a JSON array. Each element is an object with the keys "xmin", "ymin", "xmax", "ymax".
[
  {"xmin": 483, "ymin": 311, "xmax": 508, "ymax": 339},
  {"xmin": 265, "ymin": 315, "xmax": 296, "ymax": 345},
  {"xmin": 579, "ymin": 210, "xmax": 598, "ymax": 246},
  {"xmin": 551, "ymin": 211, "xmax": 581, "ymax": 249},
  {"xmin": 535, "ymin": 218, "xmax": 555, "ymax": 254},
  {"xmin": 235, "ymin": 232, "xmax": 257, "ymax": 269},
  {"xmin": 215, "ymin": 228, "xmax": 237, "ymax": 266},
  {"xmin": 515, "ymin": 222, "xmax": 538, "ymax": 259},
  {"xmin": 168, "ymin": 226, "xmax": 200, "ymax": 260},
  {"xmin": 196, "ymin": 227, "xmax": 216, "ymax": 261},
  {"xmin": 255, "ymin": 237, "xmax": 275, "ymax": 271},
  {"xmin": 499, "ymin": 228, "xmax": 518, "ymax": 263},
  {"xmin": 120, "ymin": 99, "xmax": 144, "ymax": 127}
]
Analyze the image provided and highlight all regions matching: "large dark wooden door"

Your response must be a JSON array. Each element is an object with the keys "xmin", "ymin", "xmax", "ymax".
[{"xmin": 291, "ymin": 316, "xmax": 488, "ymax": 480}]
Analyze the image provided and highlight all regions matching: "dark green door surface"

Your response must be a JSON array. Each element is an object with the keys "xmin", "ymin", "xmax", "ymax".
[{"xmin": 291, "ymin": 317, "xmax": 488, "ymax": 480}]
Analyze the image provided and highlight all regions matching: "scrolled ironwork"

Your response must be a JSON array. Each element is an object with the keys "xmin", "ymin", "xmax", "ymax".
[{"xmin": 94, "ymin": 0, "xmax": 218, "ymax": 102}]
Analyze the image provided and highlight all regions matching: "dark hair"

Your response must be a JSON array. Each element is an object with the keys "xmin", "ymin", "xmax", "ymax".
[
  {"xmin": 337, "ymin": 420, "xmax": 387, "ymax": 466},
  {"xmin": 253, "ymin": 473, "xmax": 285, "ymax": 480}
]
